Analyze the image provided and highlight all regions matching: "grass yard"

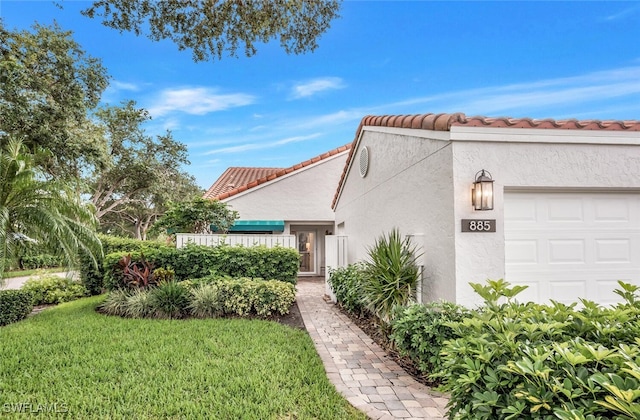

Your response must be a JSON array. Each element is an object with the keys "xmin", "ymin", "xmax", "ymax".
[{"xmin": 0, "ymin": 297, "xmax": 365, "ymax": 419}]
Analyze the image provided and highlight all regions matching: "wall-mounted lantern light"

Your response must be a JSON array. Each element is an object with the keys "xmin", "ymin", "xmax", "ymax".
[{"xmin": 472, "ymin": 169, "xmax": 494, "ymax": 211}]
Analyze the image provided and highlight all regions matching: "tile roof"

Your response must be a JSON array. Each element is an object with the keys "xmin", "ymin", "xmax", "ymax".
[
  {"xmin": 332, "ymin": 112, "xmax": 640, "ymax": 209},
  {"xmin": 203, "ymin": 167, "xmax": 284, "ymax": 199},
  {"xmin": 204, "ymin": 143, "xmax": 352, "ymax": 201}
]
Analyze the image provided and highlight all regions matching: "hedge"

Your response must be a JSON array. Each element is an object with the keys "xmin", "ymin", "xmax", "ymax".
[
  {"xmin": 103, "ymin": 243, "xmax": 299, "ymax": 289},
  {"xmin": 99, "ymin": 277, "xmax": 296, "ymax": 319},
  {"xmin": 435, "ymin": 279, "xmax": 640, "ymax": 420},
  {"xmin": 80, "ymin": 234, "xmax": 169, "ymax": 295},
  {"xmin": 0, "ymin": 289, "xmax": 34, "ymax": 326}
]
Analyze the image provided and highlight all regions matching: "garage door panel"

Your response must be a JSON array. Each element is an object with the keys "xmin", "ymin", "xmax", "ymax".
[
  {"xmin": 505, "ymin": 191, "xmax": 640, "ymax": 305},
  {"xmin": 548, "ymin": 239, "xmax": 585, "ymax": 264},
  {"xmin": 549, "ymin": 281, "xmax": 587, "ymax": 304},
  {"xmin": 594, "ymin": 198, "xmax": 630, "ymax": 221},
  {"xmin": 547, "ymin": 198, "xmax": 584, "ymax": 222},
  {"xmin": 595, "ymin": 239, "xmax": 631, "ymax": 263},
  {"xmin": 504, "ymin": 197, "xmax": 537, "ymax": 222},
  {"xmin": 505, "ymin": 240, "xmax": 538, "ymax": 264}
]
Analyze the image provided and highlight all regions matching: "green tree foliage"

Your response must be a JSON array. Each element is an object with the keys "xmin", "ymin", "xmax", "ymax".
[
  {"xmin": 152, "ymin": 197, "xmax": 239, "ymax": 234},
  {"xmin": 87, "ymin": 101, "xmax": 199, "ymax": 236},
  {"xmin": 100, "ymin": 170, "xmax": 202, "ymax": 240},
  {"xmin": 0, "ymin": 139, "xmax": 102, "ymax": 279},
  {"xmin": 0, "ymin": 22, "xmax": 109, "ymax": 180},
  {"xmin": 81, "ymin": 0, "xmax": 342, "ymax": 62}
]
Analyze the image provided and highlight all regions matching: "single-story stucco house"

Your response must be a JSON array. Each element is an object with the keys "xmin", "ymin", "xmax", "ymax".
[
  {"xmin": 204, "ymin": 144, "xmax": 351, "ymax": 276},
  {"xmin": 332, "ymin": 113, "xmax": 640, "ymax": 307}
]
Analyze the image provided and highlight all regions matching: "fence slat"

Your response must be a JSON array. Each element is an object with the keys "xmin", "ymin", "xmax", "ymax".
[{"xmin": 175, "ymin": 234, "xmax": 296, "ymax": 249}]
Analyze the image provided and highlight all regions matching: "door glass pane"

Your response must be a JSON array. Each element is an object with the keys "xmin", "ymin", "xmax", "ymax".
[{"xmin": 297, "ymin": 231, "xmax": 315, "ymax": 273}]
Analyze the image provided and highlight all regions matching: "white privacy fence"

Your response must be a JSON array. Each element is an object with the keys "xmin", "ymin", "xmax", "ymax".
[
  {"xmin": 175, "ymin": 234, "xmax": 296, "ymax": 249},
  {"xmin": 324, "ymin": 235, "xmax": 348, "ymax": 302}
]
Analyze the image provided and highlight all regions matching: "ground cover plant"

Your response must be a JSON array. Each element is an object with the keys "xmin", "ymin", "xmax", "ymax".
[
  {"xmin": 99, "ymin": 277, "xmax": 296, "ymax": 320},
  {"xmin": 435, "ymin": 280, "xmax": 640, "ymax": 420},
  {"xmin": 0, "ymin": 297, "xmax": 365, "ymax": 419}
]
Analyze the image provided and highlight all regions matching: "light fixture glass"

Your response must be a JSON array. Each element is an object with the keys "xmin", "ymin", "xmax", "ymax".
[{"xmin": 472, "ymin": 169, "xmax": 494, "ymax": 211}]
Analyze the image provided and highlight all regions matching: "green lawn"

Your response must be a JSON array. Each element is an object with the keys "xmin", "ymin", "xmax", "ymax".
[{"xmin": 0, "ymin": 297, "xmax": 365, "ymax": 419}]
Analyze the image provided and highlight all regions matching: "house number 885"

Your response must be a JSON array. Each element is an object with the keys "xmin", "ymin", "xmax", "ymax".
[{"xmin": 469, "ymin": 220, "xmax": 491, "ymax": 231}]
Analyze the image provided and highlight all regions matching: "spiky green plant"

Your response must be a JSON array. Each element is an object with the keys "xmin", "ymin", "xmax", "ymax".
[
  {"xmin": 188, "ymin": 284, "xmax": 223, "ymax": 318},
  {"xmin": 150, "ymin": 281, "xmax": 190, "ymax": 319},
  {"xmin": 98, "ymin": 289, "xmax": 131, "ymax": 316},
  {"xmin": 125, "ymin": 289, "xmax": 154, "ymax": 318},
  {"xmin": 362, "ymin": 228, "xmax": 421, "ymax": 324}
]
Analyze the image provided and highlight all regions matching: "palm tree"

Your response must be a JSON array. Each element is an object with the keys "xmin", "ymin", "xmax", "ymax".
[{"xmin": 0, "ymin": 138, "xmax": 102, "ymax": 281}]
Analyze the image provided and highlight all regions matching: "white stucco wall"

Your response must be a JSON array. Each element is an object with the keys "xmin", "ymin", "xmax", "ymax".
[
  {"xmin": 335, "ymin": 125, "xmax": 640, "ymax": 307},
  {"xmin": 222, "ymin": 151, "xmax": 348, "ymax": 222},
  {"xmin": 334, "ymin": 128, "xmax": 457, "ymax": 302},
  {"xmin": 450, "ymin": 127, "xmax": 640, "ymax": 306}
]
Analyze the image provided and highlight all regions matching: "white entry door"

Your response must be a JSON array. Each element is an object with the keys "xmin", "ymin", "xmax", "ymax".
[
  {"xmin": 295, "ymin": 231, "xmax": 316, "ymax": 274},
  {"xmin": 504, "ymin": 191, "xmax": 640, "ymax": 305}
]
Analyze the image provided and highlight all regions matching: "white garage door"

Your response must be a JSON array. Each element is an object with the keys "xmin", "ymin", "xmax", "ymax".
[{"xmin": 504, "ymin": 191, "xmax": 640, "ymax": 305}]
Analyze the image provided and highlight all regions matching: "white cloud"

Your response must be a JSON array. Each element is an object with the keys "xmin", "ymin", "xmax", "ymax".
[
  {"xmin": 605, "ymin": 5, "xmax": 640, "ymax": 21},
  {"xmin": 204, "ymin": 133, "xmax": 321, "ymax": 155},
  {"xmin": 379, "ymin": 66, "xmax": 640, "ymax": 117},
  {"xmin": 147, "ymin": 87, "xmax": 256, "ymax": 117},
  {"xmin": 111, "ymin": 80, "xmax": 140, "ymax": 91},
  {"xmin": 291, "ymin": 77, "xmax": 346, "ymax": 99}
]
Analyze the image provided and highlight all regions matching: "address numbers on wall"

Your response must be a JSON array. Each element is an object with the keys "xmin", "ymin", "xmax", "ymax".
[{"xmin": 461, "ymin": 219, "xmax": 496, "ymax": 232}]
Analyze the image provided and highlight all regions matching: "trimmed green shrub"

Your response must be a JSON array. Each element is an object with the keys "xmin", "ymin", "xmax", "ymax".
[
  {"xmin": 362, "ymin": 228, "xmax": 421, "ymax": 324},
  {"xmin": 149, "ymin": 281, "xmax": 191, "ymax": 319},
  {"xmin": 0, "ymin": 289, "xmax": 34, "ymax": 326},
  {"xmin": 252, "ymin": 280, "xmax": 296, "ymax": 317},
  {"xmin": 21, "ymin": 254, "xmax": 63, "ymax": 269},
  {"xmin": 21, "ymin": 275, "xmax": 87, "ymax": 305},
  {"xmin": 390, "ymin": 301, "xmax": 471, "ymax": 379},
  {"xmin": 328, "ymin": 263, "xmax": 366, "ymax": 315},
  {"xmin": 104, "ymin": 244, "xmax": 299, "ymax": 289},
  {"xmin": 435, "ymin": 279, "xmax": 640, "ymax": 420},
  {"xmin": 98, "ymin": 277, "xmax": 295, "ymax": 319},
  {"xmin": 80, "ymin": 234, "xmax": 168, "ymax": 295}
]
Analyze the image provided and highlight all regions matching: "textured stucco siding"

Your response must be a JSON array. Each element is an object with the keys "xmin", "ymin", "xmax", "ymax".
[
  {"xmin": 223, "ymin": 152, "xmax": 348, "ymax": 222},
  {"xmin": 451, "ymin": 139, "xmax": 640, "ymax": 306},
  {"xmin": 334, "ymin": 129, "xmax": 457, "ymax": 302},
  {"xmin": 336, "ymin": 125, "xmax": 640, "ymax": 307}
]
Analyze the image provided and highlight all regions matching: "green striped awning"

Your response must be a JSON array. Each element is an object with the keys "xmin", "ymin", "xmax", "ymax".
[{"xmin": 212, "ymin": 220, "xmax": 285, "ymax": 233}]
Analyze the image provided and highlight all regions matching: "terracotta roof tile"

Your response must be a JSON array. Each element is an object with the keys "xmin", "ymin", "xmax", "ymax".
[
  {"xmin": 203, "ymin": 167, "xmax": 284, "ymax": 199},
  {"xmin": 204, "ymin": 143, "xmax": 352, "ymax": 201},
  {"xmin": 332, "ymin": 112, "xmax": 640, "ymax": 209}
]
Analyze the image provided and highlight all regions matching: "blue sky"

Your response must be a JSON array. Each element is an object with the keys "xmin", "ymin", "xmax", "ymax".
[{"xmin": 2, "ymin": 1, "xmax": 640, "ymax": 190}]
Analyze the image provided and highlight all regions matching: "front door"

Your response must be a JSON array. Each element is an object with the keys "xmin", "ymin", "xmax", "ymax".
[{"xmin": 296, "ymin": 231, "xmax": 316, "ymax": 274}]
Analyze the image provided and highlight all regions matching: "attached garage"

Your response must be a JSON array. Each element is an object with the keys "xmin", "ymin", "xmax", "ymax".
[
  {"xmin": 333, "ymin": 113, "xmax": 640, "ymax": 307},
  {"xmin": 504, "ymin": 191, "xmax": 640, "ymax": 305}
]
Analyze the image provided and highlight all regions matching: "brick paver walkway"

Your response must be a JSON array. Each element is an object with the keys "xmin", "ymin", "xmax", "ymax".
[{"xmin": 296, "ymin": 277, "xmax": 449, "ymax": 420}]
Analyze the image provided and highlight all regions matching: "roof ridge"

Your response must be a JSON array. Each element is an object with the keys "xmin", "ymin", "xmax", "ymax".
[
  {"xmin": 331, "ymin": 112, "xmax": 640, "ymax": 209},
  {"xmin": 207, "ymin": 143, "xmax": 352, "ymax": 201}
]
